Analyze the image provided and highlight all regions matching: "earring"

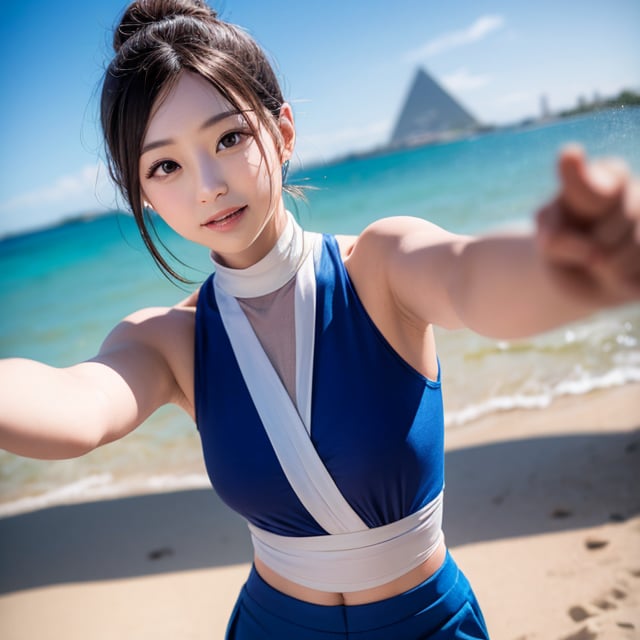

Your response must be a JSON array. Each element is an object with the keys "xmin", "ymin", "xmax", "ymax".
[{"xmin": 281, "ymin": 160, "xmax": 290, "ymax": 183}]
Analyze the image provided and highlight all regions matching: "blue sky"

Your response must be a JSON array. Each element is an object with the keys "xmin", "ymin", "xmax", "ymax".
[{"xmin": 1, "ymin": 0, "xmax": 638, "ymax": 236}]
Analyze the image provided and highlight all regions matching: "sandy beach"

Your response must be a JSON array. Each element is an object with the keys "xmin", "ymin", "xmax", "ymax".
[{"xmin": 1, "ymin": 383, "xmax": 638, "ymax": 639}]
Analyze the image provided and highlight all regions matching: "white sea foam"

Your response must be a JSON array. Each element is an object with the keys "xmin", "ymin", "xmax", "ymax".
[
  {"xmin": 0, "ymin": 472, "xmax": 210, "ymax": 518},
  {"xmin": 445, "ymin": 365, "xmax": 640, "ymax": 427}
]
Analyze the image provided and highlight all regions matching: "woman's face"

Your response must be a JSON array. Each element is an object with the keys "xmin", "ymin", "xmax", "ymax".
[{"xmin": 139, "ymin": 71, "xmax": 295, "ymax": 269}]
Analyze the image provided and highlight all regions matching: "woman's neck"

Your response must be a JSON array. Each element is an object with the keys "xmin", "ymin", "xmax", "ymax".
[{"xmin": 211, "ymin": 210, "xmax": 307, "ymax": 298}]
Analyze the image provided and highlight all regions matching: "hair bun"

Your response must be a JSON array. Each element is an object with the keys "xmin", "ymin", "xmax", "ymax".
[{"xmin": 114, "ymin": 0, "xmax": 217, "ymax": 52}]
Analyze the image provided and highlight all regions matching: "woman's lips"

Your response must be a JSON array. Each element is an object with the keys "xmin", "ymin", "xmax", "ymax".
[{"xmin": 202, "ymin": 206, "xmax": 247, "ymax": 228}]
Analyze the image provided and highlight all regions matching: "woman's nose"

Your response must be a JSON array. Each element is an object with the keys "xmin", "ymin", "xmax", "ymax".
[{"xmin": 197, "ymin": 153, "xmax": 227, "ymax": 203}]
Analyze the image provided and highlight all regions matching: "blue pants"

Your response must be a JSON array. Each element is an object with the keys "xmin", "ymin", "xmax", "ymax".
[{"xmin": 225, "ymin": 552, "xmax": 489, "ymax": 639}]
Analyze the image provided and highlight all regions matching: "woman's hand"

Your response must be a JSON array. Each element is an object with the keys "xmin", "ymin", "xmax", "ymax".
[{"xmin": 536, "ymin": 146, "xmax": 640, "ymax": 304}]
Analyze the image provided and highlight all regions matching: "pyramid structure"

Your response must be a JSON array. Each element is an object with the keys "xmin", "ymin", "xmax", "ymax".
[{"xmin": 390, "ymin": 68, "xmax": 478, "ymax": 147}]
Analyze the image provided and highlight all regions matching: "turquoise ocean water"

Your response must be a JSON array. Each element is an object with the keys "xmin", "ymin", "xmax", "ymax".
[{"xmin": 1, "ymin": 108, "xmax": 639, "ymax": 515}]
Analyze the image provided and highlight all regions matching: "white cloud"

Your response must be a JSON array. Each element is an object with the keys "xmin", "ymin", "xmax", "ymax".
[
  {"xmin": 295, "ymin": 119, "xmax": 392, "ymax": 164},
  {"xmin": 0, "ymin": 163, "xmax": 120, "ymax": 235},
  {"xmin": 442, "ymin": 68, "xmax": 492, "ymax": 92},
  {"xmin": 498, "ymin": 90, "xmax": 534, "ymax": 105},
  {"xmin": 0, "ymin": 163, "xmax": 116, "ymax": 214},
  {"xmin": 406, "ymin": 15, "xmax": 506, "ymax": 61}
]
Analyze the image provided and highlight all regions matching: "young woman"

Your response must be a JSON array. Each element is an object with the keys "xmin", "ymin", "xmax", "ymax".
[{"xmin": 2, "ymin": 1, "xmax": 639, "ymax": 637}]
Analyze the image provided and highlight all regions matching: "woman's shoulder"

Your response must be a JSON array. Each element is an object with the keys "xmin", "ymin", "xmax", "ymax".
[
  {"xmin": 103, "ymin": 298, "xmax": 197, "ymax": 370},
  {"xmin": 343, "ymin": 215, "xmax": 463, "ymax": 278},
  {"xmin": 114, "ymin": 300, "xmax": 196, "ymax": 336},
  {"xmin": 338, "ymin": 216, "xmax": 415, "ymax": 269}
]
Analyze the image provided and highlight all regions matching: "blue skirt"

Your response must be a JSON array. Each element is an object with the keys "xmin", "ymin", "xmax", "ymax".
[{"xmin": 225, "ymin": 552, "xmax": 489, "ymax": 639}]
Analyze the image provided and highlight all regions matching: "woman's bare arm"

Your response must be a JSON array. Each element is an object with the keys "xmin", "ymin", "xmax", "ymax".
[
  {"xmin": 0, "ymin": 305, "xmax": 194, "ymax": 460},
  {"xmin": 350, "ymin": 149, "xmax": 640, "ymax": 340}
]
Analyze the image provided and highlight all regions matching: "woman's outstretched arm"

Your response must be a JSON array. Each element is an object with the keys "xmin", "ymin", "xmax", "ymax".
[
  {"xmin": 350, "ymin": 148, "xmax": 640, "ymax": 340},
  {"xmin": 0, "ymin": 304, "xmax": 195, "ymax": 460}
]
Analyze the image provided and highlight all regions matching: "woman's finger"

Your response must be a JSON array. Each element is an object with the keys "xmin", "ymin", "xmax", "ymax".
[{"xmin": 558, "ymin": 145, "xmax": 628, "ymax": 219}]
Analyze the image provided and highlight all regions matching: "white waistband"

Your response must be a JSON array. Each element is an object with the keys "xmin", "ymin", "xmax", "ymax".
[{"xmin": 248, "ymin": 491, "xmax": 444, "ymax": 592}]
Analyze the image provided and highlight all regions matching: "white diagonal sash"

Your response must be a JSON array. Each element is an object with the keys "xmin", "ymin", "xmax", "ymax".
[{"xmin": 214, "ymin": 233, "xmax": 367, "ymax": 534}]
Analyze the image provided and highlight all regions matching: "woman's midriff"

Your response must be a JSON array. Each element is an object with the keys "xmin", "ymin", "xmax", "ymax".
[{"xmin": 253, "ymin": 539, "xmax": 447, "ymax": 606}]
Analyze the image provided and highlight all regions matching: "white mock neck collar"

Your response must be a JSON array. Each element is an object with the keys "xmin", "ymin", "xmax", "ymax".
[{"xmin": 210, "ymin": 211, "xmax": 307, "ymax": 298}]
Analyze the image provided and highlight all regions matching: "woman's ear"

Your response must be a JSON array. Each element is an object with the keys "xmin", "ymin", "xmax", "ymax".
[{"xmin": 278, "ymin": 102, "xmax": 296, "ymax": 162}]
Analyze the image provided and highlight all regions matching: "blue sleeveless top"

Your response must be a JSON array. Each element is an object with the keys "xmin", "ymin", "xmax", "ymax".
[{"xmin": 194, "ymin": 234, "xmax": 445, "ymax": 537}]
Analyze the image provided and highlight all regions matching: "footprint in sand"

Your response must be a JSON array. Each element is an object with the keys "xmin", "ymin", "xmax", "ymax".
[
  {"xmin": 551, "ymin": 507, "xmax": 573, "ymax": 519},
  {"xmin": 609, "ymin": 512, "xmax": 626, "ymax": 522},
  {"xmin": 588, "ymin": 584, "xmax": 629, "ymax": 613},
  {"xmin": 565, "ymin": 585, "xmax": 633, "ymax": 638},
  {"xmin": 568, "ymin": 605, "xmax": 593, "ymax": 622},
  {"xmin": 559, "ymin": 624, "xmax": 598, "ymax": 640},
  {"xmin": 592, "ymin": 597, "xmax": 616, "ymax": 611},
  {"xmin": 617, "ymin": 622, "xmax": 635, "ymax": 630},
  {"xmin": 609, "ymin": 585, "xmax": 627, "ymax": 600},
  {"xmin": 584, "ymin": 537, "xmax": 609, "ymax": 550},
  {"xmin": 147, "ymin": 546, "xmax": 175, "ymax": 560}
]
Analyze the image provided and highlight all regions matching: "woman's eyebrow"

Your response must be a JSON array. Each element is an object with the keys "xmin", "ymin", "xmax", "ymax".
[
  {"xmin": 140, "ymin": 110, "xmax": 243, "ymax": 155},
  {"xmin": 199, "ymin": 109, "xmax": 243, "ymax": 132}
]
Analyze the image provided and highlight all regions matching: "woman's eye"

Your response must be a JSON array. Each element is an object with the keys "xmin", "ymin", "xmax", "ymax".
[
  {"xmin": 157, "ymin": 160, "xmax": 179, "ymax": 175},
  {"xmin": 218, "ymin": 132, "xmax": 244, "ymax": 150},
  {"xmin": 146, "ymin": 160, "xmax": 180, "ymax": 178}
]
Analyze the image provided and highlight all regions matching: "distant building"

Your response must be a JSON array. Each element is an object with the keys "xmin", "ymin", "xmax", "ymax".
[
  {"xmin": 540, "ymin": 94, "xmax": 551, "ymax": 120},
  {"xmin": 389, "ymin": 68, "xmax": 478, "ymax": 148}
]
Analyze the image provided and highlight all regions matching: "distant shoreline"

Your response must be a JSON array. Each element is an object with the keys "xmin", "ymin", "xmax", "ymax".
[
  {"xmin": 293, "ymin": 104, "xmax": 640, "ymax": 171},
  {"xmin": 0, "ymin": 210, "xmax": 130, "ymax": 244}
]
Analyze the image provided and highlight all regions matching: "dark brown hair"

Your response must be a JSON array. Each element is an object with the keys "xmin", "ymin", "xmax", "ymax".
[{"xmin": 101, "ymin": 0, "xmax": 289, "ymax": 282}]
